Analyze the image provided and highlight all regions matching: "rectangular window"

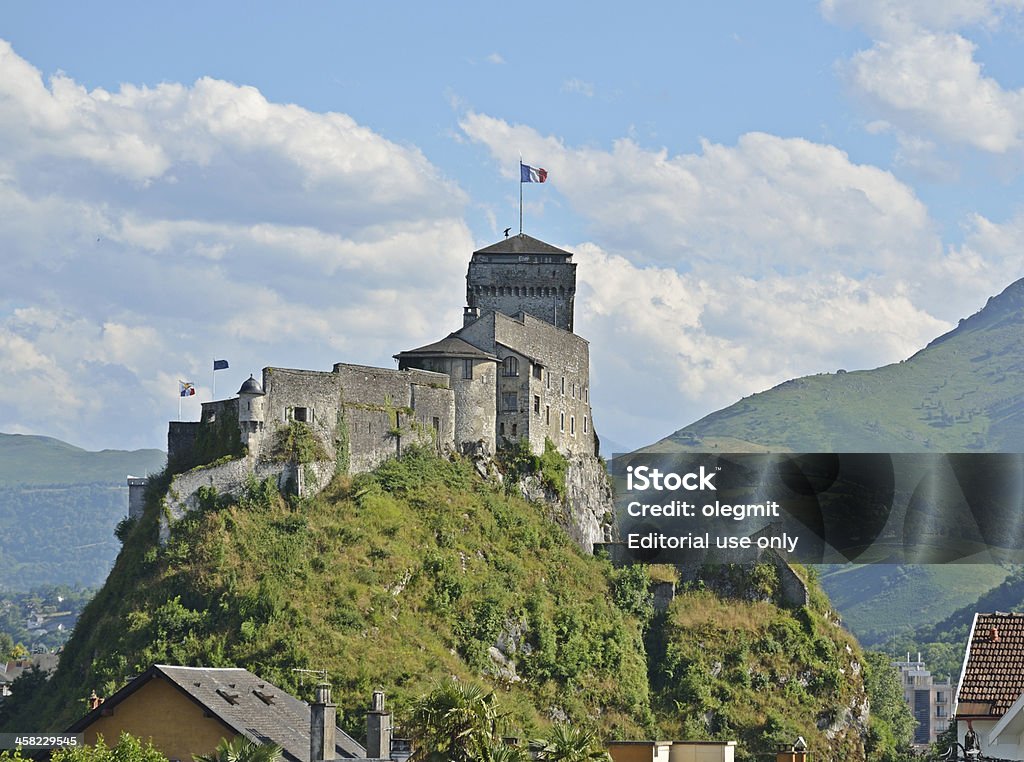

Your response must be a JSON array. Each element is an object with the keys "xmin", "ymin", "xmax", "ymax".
[
  {"xmin": 293, "ymin": 407, "xmax": 309, "ymax": 423},
  {"xmin": 584, "ymin": 416, "xmax": 588, "ymax": 433},
  {"xmin": 584, "ymin": 387, "xmax": 588, "ymax": 402},
  {"xmin": 570, "ymin": 416, "xmax": 575, "ymax": 435},
  {"xmin": 502, "ymin": 392, "xmax": 517, "ymax": 412},
  {"xmin": 560, "ymin": 412, "xmax": 565, "ymax": 432},
  {"xmin": 511, "ymin": 423, "xmax": 517, "ymax": 437},
  {"xmin": 545, "ymin": 405, "xmax": 550, "ymax": 425},
  {"xmin": 462, "ymin": 359, "xmax": 473, "ymax": 379},
  {"xmin": 533, "ymin": 364, "xmax": 542, "ymax": 380},
  {"xmin": 561, "ymin": 377, "xmax": 565, "ymax": 395},
  {"xmin": 432, "ymin": 416, "xmax": 440, "ymax": 431},
  {"xmin": 533, "ymin": 395, "xmax": 540, "ymax": 414},
  {"xmin": 502, "ymin": 356, "xmax": 519, "ymax": 377},
  {"xmin": 499, "ymin": 422, "xmax": 505, "ymax": 436},
  {"xmin": 546, "ymin": 371, "xmax": 551, "ymax": 389}
]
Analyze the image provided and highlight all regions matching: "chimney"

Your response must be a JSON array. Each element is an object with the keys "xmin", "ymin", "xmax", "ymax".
[
  {"xmin": 366, "ymin": 689, "xmax": 392, "ymax": 760},
  {"xmin": 310, "ymin": 682, "xmax": 336, "ymax": 762},
  {"xmin": 87, "ymin": 691, "xmax": 104, "ymax": 711}
]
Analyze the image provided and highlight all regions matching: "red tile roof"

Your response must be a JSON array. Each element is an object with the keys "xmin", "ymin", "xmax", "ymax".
[{"xmin": 957, "ymin": 613, "xmax": 1024, "ymax": 719}]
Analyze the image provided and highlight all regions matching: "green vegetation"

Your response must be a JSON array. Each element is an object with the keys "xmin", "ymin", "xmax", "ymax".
[
  {"xmin": 194, "ymin": 736, "xmax": 282, "ymax": 762},
  {"xmin": 4, "ymin": 446, "xmax": 651, "ymax": 741},
  {"xmin": 270, "ymin": 420, "xmax": 328, "ymax": 463},
  {"xmin": 862, "ymin": 652, "xmax": 915, "ymax": 762},
  {"xmin": 498, "ymin": 438, "xmax": 568, "ymax": 500},
  {"xmin": 1, "ymin": 446, "xmax": 903, "ymax": 760}
]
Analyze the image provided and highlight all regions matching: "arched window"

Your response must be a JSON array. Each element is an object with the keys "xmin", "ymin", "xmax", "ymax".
[{"xmin": 502, "ymin": 356, "xmax": 519, "ymax": 377}]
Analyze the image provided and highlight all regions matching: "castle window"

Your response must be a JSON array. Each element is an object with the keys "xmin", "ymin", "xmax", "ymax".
[
  {"xmin": 432, "ymin": 417, "xmax": 440, "ymax": 431},
  {"xmin": 571, "ymin": 416, "xmax": 575, "ymax": 435},
  {"xmin": 560, "ymin": 412, "xmax": 565, "ymax": 432},
  {"xmin": 502, "ymin": 392, "xmax": 517, "ymax": 412},
  {"xmin": 532, "ymin": 363, "xmax": 542, "ymax": 380},
  {"xmin": 545, "ymin": 405, "xmax": 550, "ymax": 425},
  {"xmin": 502, "ymin": 356, "xmax": 519, "ymax": 377},
  {"xmin": 546, "ymin": 370, "xmax": 551, "ymax": 389},
  {"xmin": 499, "ymin": 422, "xmax": 505, "ymax": 436},
  {"xmin": 584, "ymin": 416, "xmax": 588, "ymax": 434},
  {"xmin": 561, "ymin": 377, "xmax": 565, "ymax": 395},
  {"xmin": 584, "ymin": 387, "xmax": 588, "ymax": 402},
  {"xmin": 293, "ymin": 407, "xmax": 310, "ymax": 423},
  {"xmin": 511, "ymin": 423, "xmax": 517, "ymax": 437},
  {"xmin": 533, "ymin": 395, "xmax": 540, "ymax": 414},
  {"xmin": 462, "ymin": 359, "xmax": 473, "ymax": 379}
]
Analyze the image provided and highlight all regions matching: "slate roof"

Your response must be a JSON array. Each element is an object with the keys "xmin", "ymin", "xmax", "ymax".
[
  {"xmin": 473, "ymin": 233, "xmax": 572, "ymax": 258},
  {"xmin": 956, "ymin": 613, "xmax": 1024, "ymax": 719},
  {"xmin": 68, "ymin": 665, "xmax": 366, "ymax": 761},
  {"xmin": 395, "ymin": 335, "xmax": 497, "ymax": 360}
]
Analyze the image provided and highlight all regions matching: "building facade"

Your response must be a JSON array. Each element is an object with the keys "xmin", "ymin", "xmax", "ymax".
[{"xmin": 892, "ymin": 653, "xmax": 954, "ymax": 748}]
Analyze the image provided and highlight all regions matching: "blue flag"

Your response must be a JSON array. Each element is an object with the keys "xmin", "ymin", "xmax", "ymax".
[{"xmin": 213, "ymin": 359, "xmax": 229, "ymax": 371}]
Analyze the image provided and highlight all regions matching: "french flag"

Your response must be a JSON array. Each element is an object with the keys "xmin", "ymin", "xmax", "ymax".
[{"xmin": 520, "ymin": 163, "xmax": 548, "ymax": 183}]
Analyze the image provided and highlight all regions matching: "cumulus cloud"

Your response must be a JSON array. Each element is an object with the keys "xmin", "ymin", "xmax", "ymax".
[
  {"xmin": 0, "ymin": 39, "xmax": 472, "ymax": 449},
  {"xmin": 823, "ymin": 0, "xmax": 1024, "ymax": 155}
]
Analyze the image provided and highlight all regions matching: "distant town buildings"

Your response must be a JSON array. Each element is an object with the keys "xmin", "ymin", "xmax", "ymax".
[{"xmin": 892, "ymin": 652, "xmax": 954, "ymax": 748}]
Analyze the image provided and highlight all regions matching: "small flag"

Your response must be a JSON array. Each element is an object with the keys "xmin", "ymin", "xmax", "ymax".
[
  {"xmin": 179, "ymin": 381, "xmax": 196, "ymax": 397},
  {"xmin": 520, "ymin": 163, "xmax": 548, "ymax": 183},
  {"xmin": 213, "ymin": 359, "xmax": 229, "ymax": 371}
]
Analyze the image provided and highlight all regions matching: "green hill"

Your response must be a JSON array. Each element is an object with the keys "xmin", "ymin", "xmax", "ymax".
[
  {"xmin": 0, "ymin": 433, "xmax": 165, "ymax": 590},
  {"xmin": 0, "ymin": 433, "xmax": 165, "ymax": 487},
  {"xmin": 1, "ymin": 450, "xmax": 889, "ymax": 761},
  {"xmin": 647, "ymin": 278, "xmax": 1024, "ymax": 454},
  {"xmin": 638, "ymin": 278, "xmax": 1024, "ymax": 653}
]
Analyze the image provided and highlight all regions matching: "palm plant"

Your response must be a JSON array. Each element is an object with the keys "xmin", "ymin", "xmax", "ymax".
[
  {"xmin": 534, "ymin": 724, "xmax": 610, "ymax": 762},
  {"xmin": 408, "ymin": 678, "xmax": 505, "ymax": 762},
  {"xmin": 192, "ymin": 736, "xmax": 282, "ymax": 762}
]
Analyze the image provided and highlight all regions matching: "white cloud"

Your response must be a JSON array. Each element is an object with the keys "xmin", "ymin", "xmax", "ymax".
[
  {"xmin": 486, "ymin": 52, "xmax": 505, "ymax": 65},
  {"xmin": 823, "ymin": 0, "xmax": 1024, "ymax": 155},
  {"xmin": 0, "ymin": 39, "xmax": 473, "ymax": 449}
]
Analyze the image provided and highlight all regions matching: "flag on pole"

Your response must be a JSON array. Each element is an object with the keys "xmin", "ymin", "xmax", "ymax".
[
  {"xmin": 520, "ymin": 163, "xmax": 548, "ymax": 183},
  {"xmin": 179, "ymin": 381, "xmax": 196, "ymax": 397},
  {"xmin": 213, "ymin": 359, "xmax": 229, "ymax": 371}
]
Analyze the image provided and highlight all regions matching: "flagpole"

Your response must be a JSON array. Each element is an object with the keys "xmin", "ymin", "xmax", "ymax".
[{"xmin": 519, "ymin": 158, "xmax": 523, "ymax": 234}]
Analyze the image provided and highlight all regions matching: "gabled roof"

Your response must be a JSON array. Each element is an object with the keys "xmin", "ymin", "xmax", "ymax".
[
  {"xmin": 473, "ymin": 234, "xmax": 572, "ymax": 258},
  {"xmin": 68, "ymin": 665, "xmax": 366, "ymax": 761},
  {"xmin": 956, "ymin": 613, "xmax": 1024, "ymax": 719},
  {"xmin": 395, "ymin": 335, "xmax": 498, "ymax": 361}
]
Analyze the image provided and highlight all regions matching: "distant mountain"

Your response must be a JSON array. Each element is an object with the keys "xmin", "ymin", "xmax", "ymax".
[
  {"xmin": 646, "ymin": 278, "xmax": 1024, "ymax": 453},
  {"xmin": 637, "ymin": 278, "xmax": 1024, "ymax": 652},
  {"xmin": 0, "ymin": 433, "xmax": 165, "ymax": 486},
  {"xmin": 0, "ymin": 433, "xmax": 165, "ymax": 590}
]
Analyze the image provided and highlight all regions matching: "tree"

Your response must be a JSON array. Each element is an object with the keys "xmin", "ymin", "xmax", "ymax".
[
  {"xmin": 863, "ymin": 651, "xmax": 916, "ymax": 762},
  {"xmin": 50, "ymin": 733, "xmax": 169, "ymax": 762},
  {"xmin": 192, "ymin": 737, "xmax": 282, "ymax": 762},
  {"xmin": 408, "ymin": 679, "xmax": 505, "ymax": 762},
  {"xmin": 534, "ymin": 724, "xmax": 610, "ymax": 762}
]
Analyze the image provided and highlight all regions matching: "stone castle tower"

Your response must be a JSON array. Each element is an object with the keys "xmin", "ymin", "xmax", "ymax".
[{"xmin": 464, "ymin": 234, "xmax": 576, "ymax": 332}]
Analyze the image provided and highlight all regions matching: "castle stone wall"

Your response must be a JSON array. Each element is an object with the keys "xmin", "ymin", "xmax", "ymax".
[
  {"xmin": 467, "ymin": 258, "xmax": 576, "ymax": 332},
  {"xmin": 260, "ymin": 367, "xmax": 340, "ymax": 462}
]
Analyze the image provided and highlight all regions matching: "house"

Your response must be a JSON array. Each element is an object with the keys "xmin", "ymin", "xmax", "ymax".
[
  {"xmin": 954, "ymin": 612, "xmax": 1024, "ymax": 759},
  {"xmin": 67, "ymin": 664, "xmax": 394, "ymax": 762}
]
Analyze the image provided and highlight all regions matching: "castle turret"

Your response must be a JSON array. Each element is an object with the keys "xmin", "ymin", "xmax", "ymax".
[
  {"xmin": 237, "ymin": 374, "xmax": 266, "ymax": 453},
  {"xmin": 466, "ymin": 233, "xmax": 576, "ymax": 332}
]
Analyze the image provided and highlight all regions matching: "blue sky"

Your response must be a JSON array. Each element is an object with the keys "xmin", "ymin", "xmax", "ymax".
[{"xmin": 2, "ymin": 1, "xmax": 1024, "ymax": 453}]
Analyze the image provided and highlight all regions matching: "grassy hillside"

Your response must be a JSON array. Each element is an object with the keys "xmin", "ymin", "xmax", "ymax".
[
  {"xmin": 647, "ymin": 278, "xmax": 1024, "ymax": 454},
  {"xmin": 1, "ymin": 449, "xmax": 885, "ymax": 761},
  {"xmin": 0, "ymin": 433, "xmax": 164, "ymax": 486},
  {"xmin": 817, "ymin": 564, "xmax": 1012, "ymax": 648},
  {"xmin": 639, "ymin": 278, "xmax": 1024, "ymax": 652}
]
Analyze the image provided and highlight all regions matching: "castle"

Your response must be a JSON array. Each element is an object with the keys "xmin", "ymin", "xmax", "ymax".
[{"xmin": 151, "ymin": 234, "xmax": 612, "ymax": 549}]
